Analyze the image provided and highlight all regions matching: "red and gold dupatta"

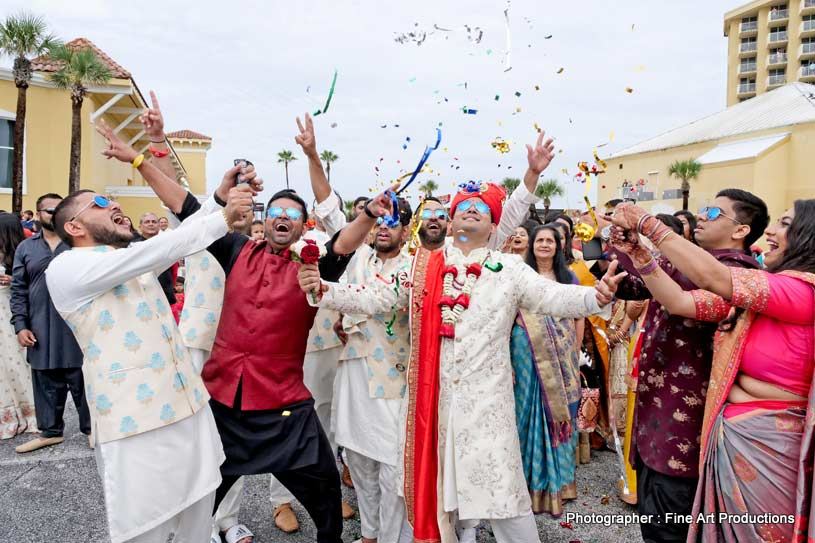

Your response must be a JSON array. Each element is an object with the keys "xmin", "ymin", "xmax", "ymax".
[{"xmin": 403, "ymin": 248, "xmax": 446, "ymax": 543}]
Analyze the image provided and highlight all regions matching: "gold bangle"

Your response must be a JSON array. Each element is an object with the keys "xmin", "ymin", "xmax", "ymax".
[{"xmin": 131, "ymin": 153, "xmax": 145, "ymax": 169}]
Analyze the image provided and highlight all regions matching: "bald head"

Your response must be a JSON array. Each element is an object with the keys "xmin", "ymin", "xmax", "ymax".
[{"xmin": 139, "ymin": 212, "xmax": 160, "ymax": 238}]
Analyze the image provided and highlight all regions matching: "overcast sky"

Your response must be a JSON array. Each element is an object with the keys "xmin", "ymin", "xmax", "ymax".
[{"xmin": 5, "ymin": 0, "xmax": 745, "ymax": 209}]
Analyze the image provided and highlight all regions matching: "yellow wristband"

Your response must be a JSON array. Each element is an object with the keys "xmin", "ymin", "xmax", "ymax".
[{"xmin": 131, "ymin": 153, "xmax": 145, "ymax": 169}]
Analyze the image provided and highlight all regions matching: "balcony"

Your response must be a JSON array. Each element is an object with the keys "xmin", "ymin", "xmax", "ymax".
[
  {"xmin": 740, "ymin": 20, "xmax": 758, "ymax": 34},
  {"xmin": 768, "ymin": 8, "xmax": 789, "ymax": 24},
  {"xmin": 768, "ymin": 52, "xmax": 788, "ymax": 65},
  {"xmin": 801, "ymin": 43, "xmax": 815, "ymax": 58},
  {"xmin": 739, "ymin": 62, "xmax": 757, "ymax": 74},
  {"xmin": 737, "ymin": 82, "xmax": 757, "ymax": 95},
  {"xmin": 768, "ymin": 73, "xmax": 787, "ymax": 87},
  {"xmin": 740, "ymin": 41, "xmax": 758, "ymax": 56},
  {"xmin": 801, "ymin": 64, "xmax": 815, "ymax": 80},
  {"xmin": 802, "ymin": 0, "xmax": 815, "ymax": 14},
  {"xmin": 803, "ymin": 19, "xmax": 815, "ymax": 35},
  {"xmin": 768, "ymin": 30, "xmax": 789, "ymax": 44}
]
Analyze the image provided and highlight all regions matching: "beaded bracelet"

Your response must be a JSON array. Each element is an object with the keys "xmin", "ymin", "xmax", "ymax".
[{"xmin": 636, "ymin": 258, "xmax": 659, "ymax": 276}]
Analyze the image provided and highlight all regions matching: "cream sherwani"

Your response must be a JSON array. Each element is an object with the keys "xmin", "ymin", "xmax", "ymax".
[
  {"xmin": 315, "ymin": 246, "xmax": 609, "ymax": 537},
  {"xmin": 46, "ymin": 199, "xmax": 228, "ymax": 543}
]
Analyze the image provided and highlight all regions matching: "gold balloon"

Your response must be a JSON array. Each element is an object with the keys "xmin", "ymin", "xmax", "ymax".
[{"xmin": 574, "ymin": 222, "xmax": 596, "ymax": 242}]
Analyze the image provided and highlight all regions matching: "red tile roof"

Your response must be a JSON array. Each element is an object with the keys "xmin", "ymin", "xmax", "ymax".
[
  {"xmin": 166, "ymin": 130, "xmax": 212, "ymax": 141},
  {"xmin": 32, "ymin": 37, "xmax": 131, "ymax": 79}
]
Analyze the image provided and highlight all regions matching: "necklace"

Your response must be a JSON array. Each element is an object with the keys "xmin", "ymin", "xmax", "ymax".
[{"xmin": 439, "ymin": 260, "xmax": 484, "ymax": 338}]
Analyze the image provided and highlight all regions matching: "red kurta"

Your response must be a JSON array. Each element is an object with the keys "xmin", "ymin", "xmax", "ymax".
[{"xmin": 202, "ymin": 241, "xmax": 318, "ymax": 410}]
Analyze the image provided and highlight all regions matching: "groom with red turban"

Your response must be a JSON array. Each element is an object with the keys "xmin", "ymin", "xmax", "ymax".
[{"xmin": 298, "ymin": 131, "xmax": 628, "ymax": 543}]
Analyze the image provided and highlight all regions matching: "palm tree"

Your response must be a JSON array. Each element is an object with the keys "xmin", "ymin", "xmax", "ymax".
[
  {"xmin": 668, "ymin": 159, "xmax": 703, "ymax": 211},
  {"xmin": 501, "ymin": 177, "xmax": 521, "ymax": 195},
  {"xmin": 319, "ymin": 150, "xmax": 338, "ymax": 182},
  {"xmin": 418, "ymin": 180, "xmax": 438, "ymax": 197},
  {"xmin": 0, "ymin": 12, "xmax": 59, "ymax": 212},
  {"xmin": 343, "ymin": 199, "xmax": 355, "ymax": 220},
  {"xmin": 48, "ymin": 44, "xmax": 111, "ymax": 193},
  {"xmin": 535, "ymin": 179, "xmax": 565, "ymax": 217},
  {"xmin": 277, "ymin": 150, "xmax": 297, "ymax": 190}
]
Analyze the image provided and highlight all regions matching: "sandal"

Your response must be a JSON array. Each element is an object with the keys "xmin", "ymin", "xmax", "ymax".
[{"xmin": 224, "ymin": 524, "xmax": 254, "ymax": 543}]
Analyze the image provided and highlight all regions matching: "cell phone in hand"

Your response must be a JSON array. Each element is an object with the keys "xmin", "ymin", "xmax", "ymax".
[
  {"xmin": 581, "ymin": 238, "xmax": 605, "ymax": 261},
  {"xmin": 233, "ymin": 159, "xmax": 254, "ymax": 184}
]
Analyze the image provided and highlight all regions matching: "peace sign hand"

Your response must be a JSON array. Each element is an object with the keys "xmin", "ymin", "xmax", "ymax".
[
  {"xmin": 140, "ymin": 90, "xmax": 165, "ymax": 142},
  {"xmin": 295, "ymin": 113, "xmax": 318, "ymax": 159},
  {"xmin": 595, "ymin": 259, "xmax": 628, "ymax": 307},
  {"xmin": 95, "ymin": 119, "xmax": 139, "ymax": 163},
  {"xmin": 526, "ymin": 130, "xmax": 555, "ymax": 176}
]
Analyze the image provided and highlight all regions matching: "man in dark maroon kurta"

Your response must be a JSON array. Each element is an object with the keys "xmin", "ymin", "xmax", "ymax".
[{"xmin": 613, "ymin": 189, "xmax": 768, "ymax": 543}]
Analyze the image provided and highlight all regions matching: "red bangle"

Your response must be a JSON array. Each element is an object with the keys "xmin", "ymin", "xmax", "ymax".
[{"xmin": 149, "ymin": 146, "xmax": 170, "ymax": 158}]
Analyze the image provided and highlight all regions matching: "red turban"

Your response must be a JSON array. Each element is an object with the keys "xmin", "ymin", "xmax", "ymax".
[{"xmin": 450, "ymin": 181, "xmax": 507, "ymax": 225}]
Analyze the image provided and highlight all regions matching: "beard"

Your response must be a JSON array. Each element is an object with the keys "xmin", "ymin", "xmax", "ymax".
[
  {"xmin": 40, "ymin": 220, "xmax": 54, "ymax": 232},
  {"xmin": 86, "ymin": 222, "xmax": 135, "ymax": 249},
  {"xmin": 374, "ymin": 238, "xmax": 401, "ymax": 254},
  {"xmin": 419, "ymin": 225, "xmax": 446, "ymax": 246}
]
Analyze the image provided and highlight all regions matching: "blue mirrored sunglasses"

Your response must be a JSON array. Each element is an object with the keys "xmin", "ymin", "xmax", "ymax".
[
  {"xmin": 70, "ymin": 195, "xmax": 111, "ymax": 222},
  {"xmin": 266, "ymin": 207, "xmax": 303, "ymax": 220},
  {"xmin": 420, "ymin": 209, "xmax": 449, "ymax": 220},
  {"xmin": 699, "ymin": 206, "xmax": 740, "ymax": 224},
  {"xmin": 456, "ymin": 200, "xmax": 491, "ymax": 215}
]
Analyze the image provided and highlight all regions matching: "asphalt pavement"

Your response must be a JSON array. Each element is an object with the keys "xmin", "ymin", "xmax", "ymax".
[{"xmin": 0, "ymin": 397, "xmax": 643, "ymax": 542}]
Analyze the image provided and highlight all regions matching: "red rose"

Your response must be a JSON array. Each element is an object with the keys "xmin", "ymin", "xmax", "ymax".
[
  {"xmin": 300, "ymin": 239, "xmax": 321, "ymax": 265},
  {"xmin": 466, "ymin": 263, "xmax": 482, "ymax": 277},
  {"xmin": 443, "ymin": 265, "xmax": 458, "ymax": 278},
  {"xmin": 455, "ymin": 293, "xmax": 470, "ymax": 309},
  {"xmin": 440, "ymin": 323, "xmax": 456, "ymax": 338}
]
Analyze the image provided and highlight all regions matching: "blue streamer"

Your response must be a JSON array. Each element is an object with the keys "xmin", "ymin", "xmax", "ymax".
[{"xmin": 396, "ymin": 128, "xmax": 442, "ymax": 196}]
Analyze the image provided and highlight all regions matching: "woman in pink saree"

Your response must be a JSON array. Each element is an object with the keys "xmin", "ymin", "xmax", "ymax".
[{"xmin": 610, "ymin": 199, "xmax": 815, "ymax": 543}]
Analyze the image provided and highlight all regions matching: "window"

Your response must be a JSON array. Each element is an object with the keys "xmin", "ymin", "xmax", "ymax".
[
  {"xmin": 803, "ymin": 59, "xmax": 815, "ymax": 75},
  {"xmin": 741, "ymin": 16, "xmax": 757, "ymax": 23},
  {"xmin": 740, "ymin": 36, "xmax": 757, "ymax": 52},
  {"xmin": 769, "ymin": 68, "xmax": 786, "ymax": 85},
  {"xmin": 0, "ymin": 119, "xmax": 13, "ymax": 190},
  {"xmin": 740, "ymin": 15, "xmax": 758, "ymax": 31},
  {"xmin": 804, "ymin": 14, "xmax": 815, "ymax": 30}
]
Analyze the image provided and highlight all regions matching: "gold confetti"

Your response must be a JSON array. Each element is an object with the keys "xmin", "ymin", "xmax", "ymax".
[
  {"xmin": 534, "ymin": 84, "xmax": 540, "ymax": 91},
  {"xmin": 491, "ymin": 137, "xmax": 511, "ymax": 154},
  {"xmin": 557, "ymin": 67, "xmax": 564, "ymax": 74},
  {"xmin": 634, "ymin": 65, "xmax": 646, "ymax": 72},
  {"xmin": 533, "ymin": 122, "xmax": 542, "ymax": 133},
  {"xmin": 625, "ymin": 87, "xmax": 634, "ymax": 93},
  {"xmin": 609, "ymin": 130, "xmax": 615, "ymax": 142},
  {"xmin": 515, "ymin": 106, "xmax": 522, "ymax": 113}
]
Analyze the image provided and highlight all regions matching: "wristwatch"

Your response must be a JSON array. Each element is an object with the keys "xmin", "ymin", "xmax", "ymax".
[
  {"xmin": 601, "ymin": 225, "xmax": 612, "ymax": 242},
  {"xmin": 363, "ymin": 199, "xmax": 377, "ymax": 219}
]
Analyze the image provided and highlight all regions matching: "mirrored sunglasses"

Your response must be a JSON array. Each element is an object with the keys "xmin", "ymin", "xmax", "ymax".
[
  {"xmin": 266, "ymin": 207, "xmax": 303, "ymax": 220},
  {"xmin": 420, "ymin": 209, "xmax": 449, "ymax": 220},
  {"xmin": 70, "ymin": 195, "xmax": 111, "ymax": 222},
  {"xmin": 699, "ymin": 206, "xmax": 740, "ymax": 224},
  {"xmin": 456, "ymin": 200, "xmax": 491, "ymax": 215}
]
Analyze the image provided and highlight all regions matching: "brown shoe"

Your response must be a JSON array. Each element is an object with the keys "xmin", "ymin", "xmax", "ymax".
[
  {"xmin": 273, "ymin": 503, "xmax": 299, "ymax": 533},
  {"xmin": 15, "ymin": 436, "xmax": 64, "ymax": 454},
  {"xmin": 341, "ymin": 500, "xmax": 355, "ymax": 520},
  {"xmin": 341, "ymin": 464, "xmax": 354, "ymax": 488}
]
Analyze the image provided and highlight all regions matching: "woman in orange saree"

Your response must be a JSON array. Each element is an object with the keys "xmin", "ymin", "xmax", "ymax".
[{"xmin": 611, "ymin": 199, "xmax": 815, "ymax": 543}]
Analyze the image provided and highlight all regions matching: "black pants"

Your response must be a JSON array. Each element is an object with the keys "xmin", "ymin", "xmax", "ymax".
[
  {"xmin": 637, "ymin": 463, "xmax": 698, "ymax": 543},
  {"xmin": 212, "ymin": 429, "xmax": 342, "ymax": 543},
  {"xmin": 31, "ymin": 368, "xmax": 91, "ymax": 438}
]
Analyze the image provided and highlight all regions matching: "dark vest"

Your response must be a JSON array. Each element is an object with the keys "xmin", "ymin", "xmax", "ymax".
[{"xmin": 202, "ymin": 241, "xmax": 317, "ymax": 410}]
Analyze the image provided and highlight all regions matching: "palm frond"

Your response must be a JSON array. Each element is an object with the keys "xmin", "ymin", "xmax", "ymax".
[
  {"xmin": 0, "ymin": 12, "xmax": 59, "ymax": 58},
  {"xmin": 535, "ymin": 179, "xmax": 564, "ymax": 199},
  {"xmin": 46, "ymin": 44, "xmax": 112, "ymax": 90}
]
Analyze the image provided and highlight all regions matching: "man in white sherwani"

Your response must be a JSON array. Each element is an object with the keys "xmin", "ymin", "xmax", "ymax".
[
  {"xmin": 298, "ymin": 134, "xmax": 626, "ymax": 543},
  {"xmin": 45, "ymin": 127, "xmax": 255, "ymax": 543}
]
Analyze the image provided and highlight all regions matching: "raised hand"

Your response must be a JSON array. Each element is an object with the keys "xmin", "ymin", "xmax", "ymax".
[
  {"xmin": 610, "ymin": 202, "xmax": 649, "ymax": 231},
  {"xmin": 96, "ymin": 120, "xmax": 139, "ymax": 163},
  {"xmin": 364, "ymin": 183, "xmax": 400, "ymax": 219},
  {"xmin": 140, "ymin": 90, "xmax": 165, "ymax": 142},
  {"xmin": 595, "ymin": 259, "xmax": 628, "ymax": 306},
  {"xmin": 526, "ymin": 130, "xmax": 555, "ymax": 176},
  {"xmin": 295, "ymin": 113, "xmax": 318, "ymax": 159},
  {"xmin": 224, "ymin": 184, "xmax": 256, "ymax": 230},
  {"xmin": 216, "ymin": 162, "xmax": 263, "ymax": 204}
]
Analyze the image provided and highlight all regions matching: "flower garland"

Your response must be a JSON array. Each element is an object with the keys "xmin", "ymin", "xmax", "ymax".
[{"xmin": 439, "ymin": 262, "xmax": 483, "ymax": 338}]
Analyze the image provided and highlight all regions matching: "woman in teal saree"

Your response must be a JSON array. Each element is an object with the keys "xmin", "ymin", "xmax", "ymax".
[{"xmin": 511, "ymin": 224, "xmax": 582, "ymax": 516}]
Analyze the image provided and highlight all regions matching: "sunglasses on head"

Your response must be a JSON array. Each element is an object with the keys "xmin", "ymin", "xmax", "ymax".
[
  {"xmin": 70, "ymin": 195, "xmax": 111, "ymax": 222},
  {"xmin": 699, "ymin": 206, "xmax": 741, "ymax": 224},
  {"xmin": 266, "ymin": 207, "xmax": 303, "ymax": 220},
  {"xmin": 456, "ymin": 200, "xmax": 491, "ymax": 216},
  {"xmin": 420, "ymin": 209, "xmax": 449, "ymax": 220}
]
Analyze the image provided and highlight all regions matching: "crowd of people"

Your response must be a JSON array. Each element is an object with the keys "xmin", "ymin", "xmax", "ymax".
[{"xmin": 0, "ymin": 90, "xmax": 812, "ymax": 543}]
